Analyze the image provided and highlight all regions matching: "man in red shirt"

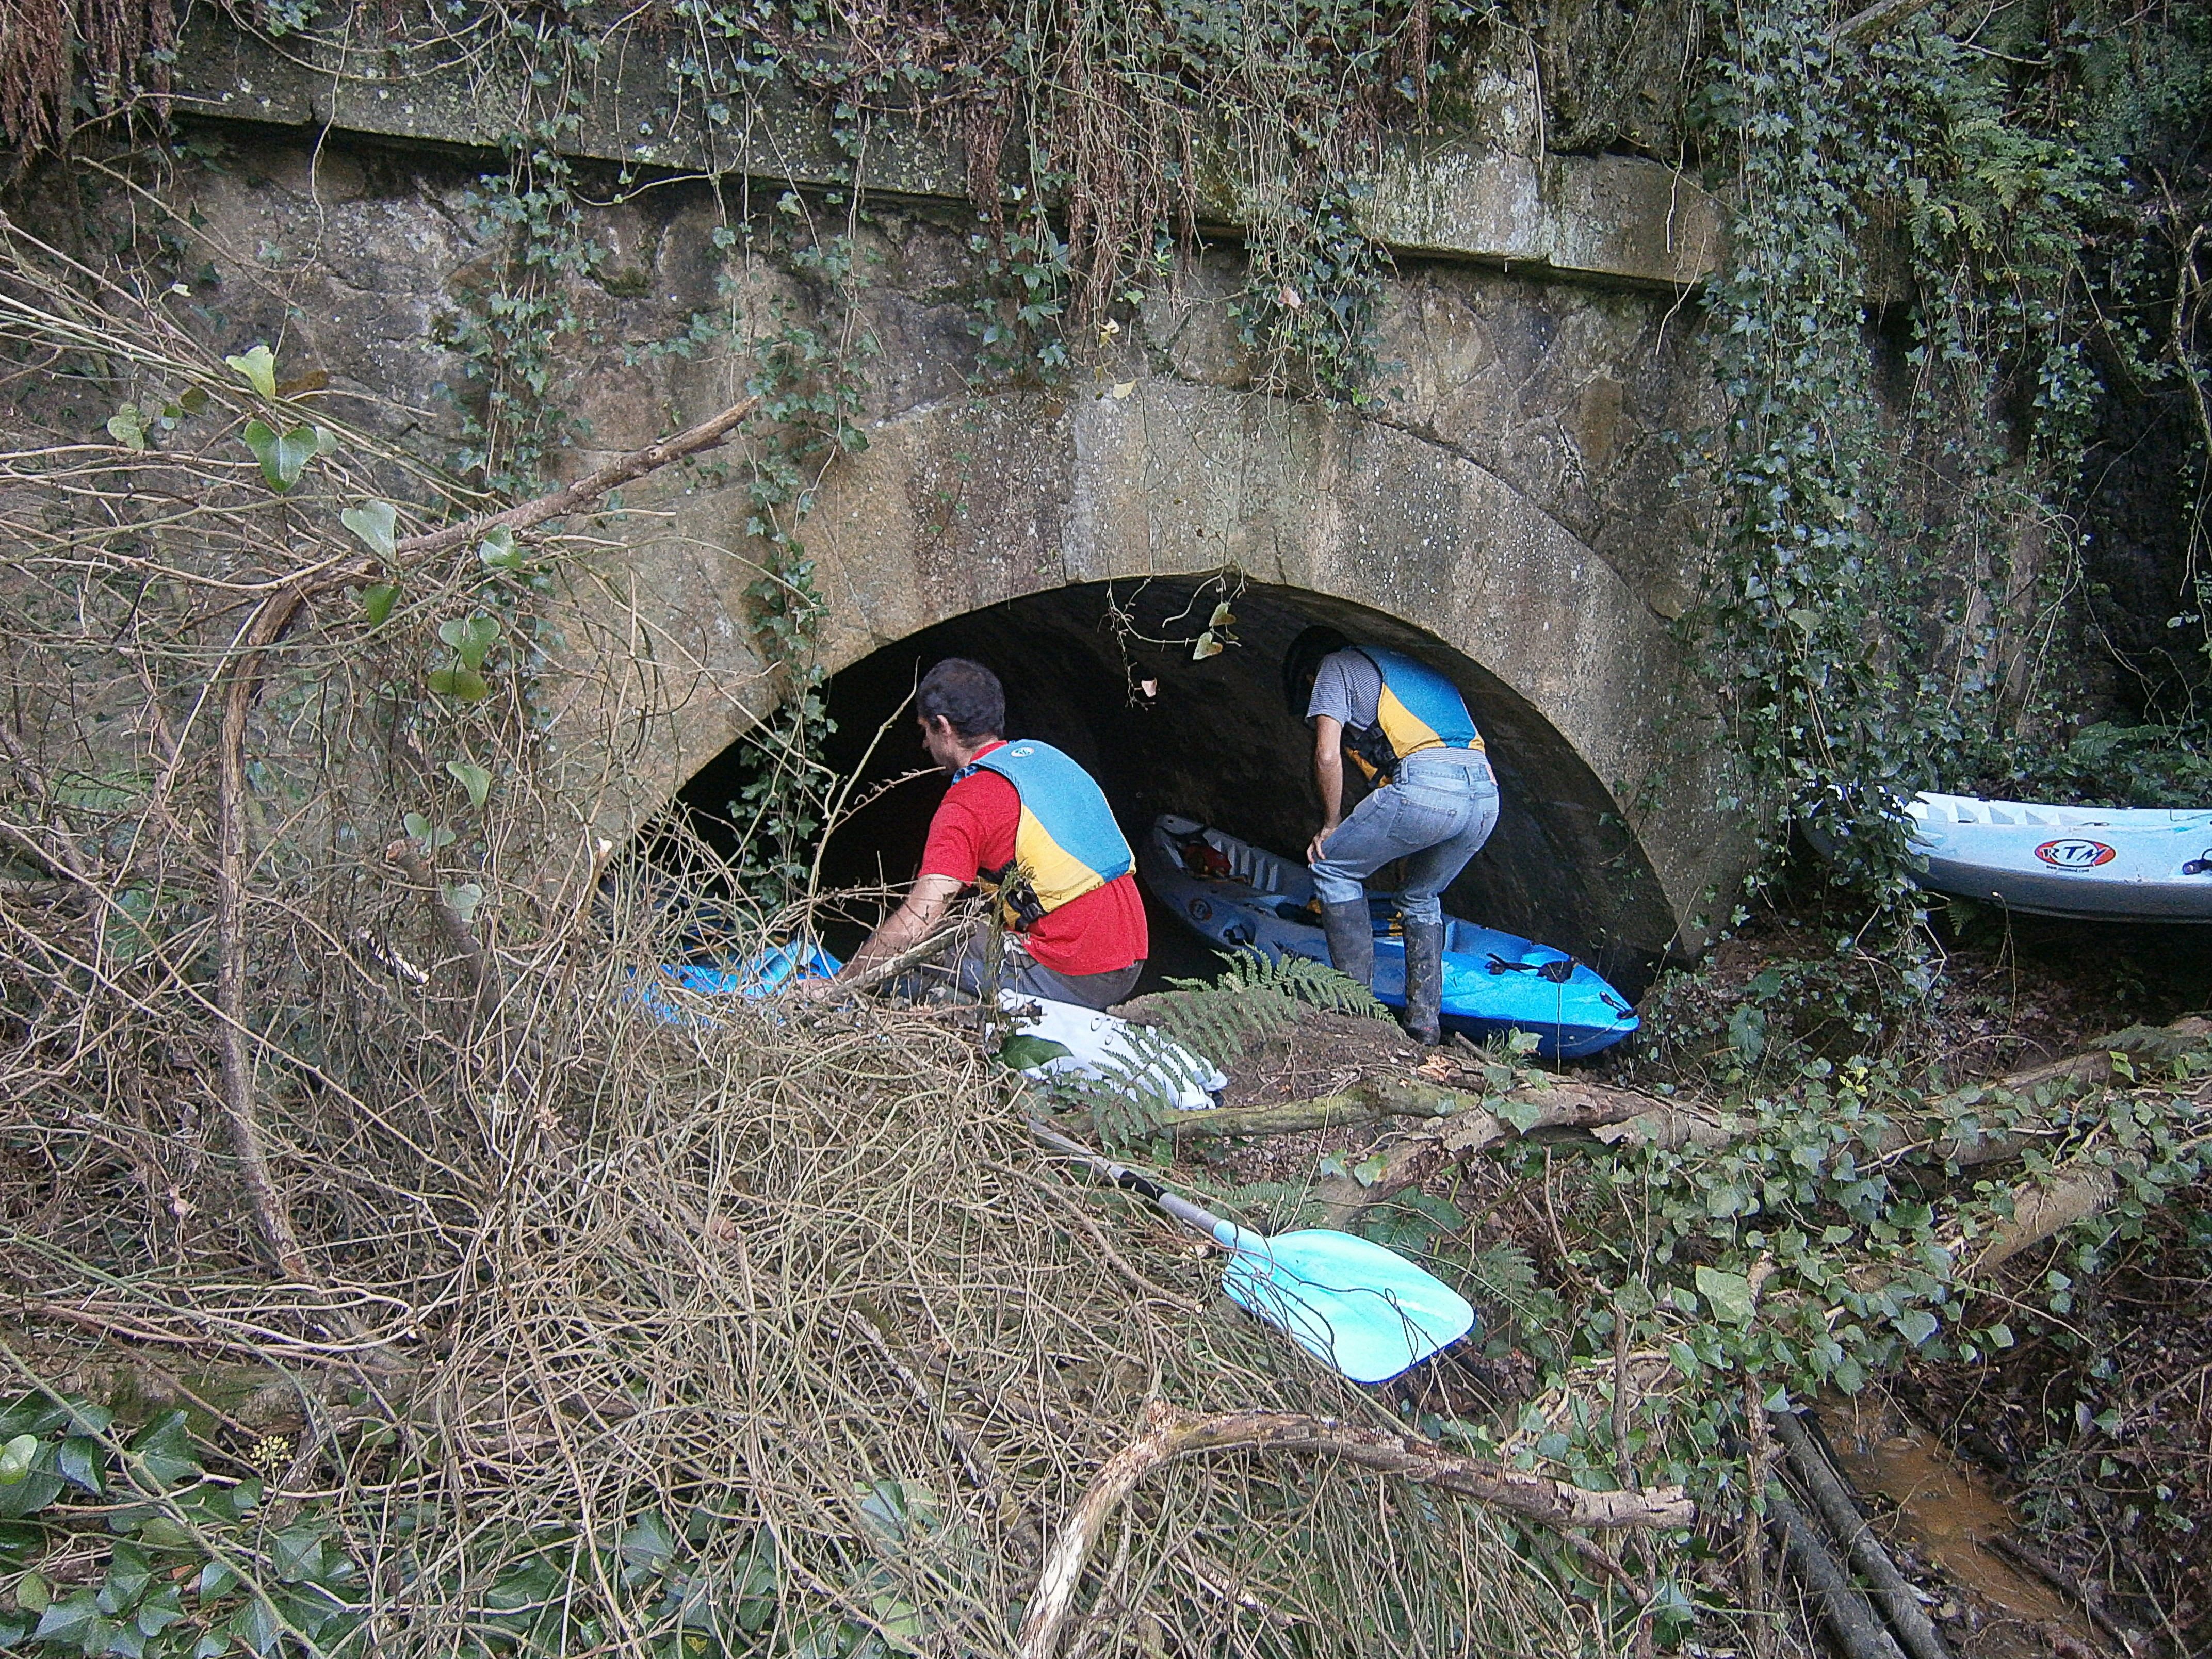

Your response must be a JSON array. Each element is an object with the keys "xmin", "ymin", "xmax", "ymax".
[{"xmin": 808, "ymin": 658, "xmax": 1147, "ymax": 1009}]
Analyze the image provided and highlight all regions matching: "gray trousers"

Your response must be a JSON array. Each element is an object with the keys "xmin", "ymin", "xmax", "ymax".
[{"xmin": 951, "ymin": 931, "xmax": 1143, "ymax": 1011}]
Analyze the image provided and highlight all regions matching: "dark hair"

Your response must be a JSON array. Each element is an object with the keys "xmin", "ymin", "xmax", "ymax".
[
  {"xmin": 1282, "ymin": 625, "xmax": 1352, "ymax": 719},
  {"xmin": 917, "ymin": 657, "xmax": 1005, "ymax": 742}
]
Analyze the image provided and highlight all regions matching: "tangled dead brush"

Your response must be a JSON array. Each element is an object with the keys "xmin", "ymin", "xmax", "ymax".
[{"xmin": 6, "ymin": 959, "xmax": 1608, "ymax": 1654}]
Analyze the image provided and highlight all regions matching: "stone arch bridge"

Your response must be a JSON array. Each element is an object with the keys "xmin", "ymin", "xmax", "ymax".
[{"xmin": 151, "ymin": 14, "xmax": 1752, "ymax": 973}]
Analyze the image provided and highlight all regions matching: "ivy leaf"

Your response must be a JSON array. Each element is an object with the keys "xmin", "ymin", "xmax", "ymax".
[
  {"xmin": 1350, "ymin": 1151, "xmax": 1392, "ymax": 1187},
  {"xmin": 240, "ymin": 420, "xmax": 317, "ymax": 493},
  {"xmin": 1893, "ymin": 1308, "xmax": 1940, "ymax": 1347},
  {"xmin": 443, "ymin": 883, "xmax": 485, "ymax": 926},
  {"xmin": 56, "ymin": 1435, "xmax": 103, "ymax": 1494},
  {"xmin": 341, "ymin": 500, "xmax": 398, "ymax": 559},
  {"xmin": 127, "ymin": 1412, "xmax": 202, "ymax": 1490},
  {"xmin": 477, "ymin": 525, "xmax": 523, "ymax": 570},
  {"xmin": 135, "ymin": 1590, "xmax": 186, "ymax": 1636},
  {"xmin": 1694, "ymin": 1265, "xmax": 1756, "ymax": 1326},
  {"xmin": 998, "ymin": 1034, "xmax": 1074, "ymax": 1070},
  {"xmin": 32, "ymin": 1590, "xmax": 105, "ymax": 1647},
  {"xmin": 1494, "ymin": 1095, "xmax": 1546, "ymax": 1133},
  {"xmin": 1208, "ymin": 601, "xmax": 1235, "ymax": 628},
  {"xmin": 224, "ymin": 344, "xmax": 279, "ymax": 399},
  {"xmin": 107, "ymin": 404, "xmax": 150, "ymax": 450},
  {"xmin": 426, "ymin": 666, "xmax": 491, "ymax": 702},
  {"xmin": 445, "ymin": 760, "xmax": 493, "ymax": 809},
  {"xmin": 102, "ymin": 1540, "xmax": 153, "ymax": 1612},
  {"xmin": 436, "ymin": 614, "xmax": 501, "ymax": 670},
  {"xmin": 361, "ymin": 583, "xmax": 400, "ymax": 627},
  {"xmin": 1191, "ymin": 630, "xmax": 1223, "ymax": 661},
  {"xmin": 227, "ymin": 1595, "xmax": 284, "ymax": 1657},
  {"xmin": 619, "ymin": 1509, "xmax": 676, "ymax": 1583},
  {"xmin": 0, "ymin": 1433, "xmax": 36, "ymax": 1484}
]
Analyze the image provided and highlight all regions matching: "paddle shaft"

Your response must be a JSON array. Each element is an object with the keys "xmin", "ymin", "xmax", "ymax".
[{"xmin": 1028, "ymin": 1119, "xmax": 1229, "ymax": 1241}]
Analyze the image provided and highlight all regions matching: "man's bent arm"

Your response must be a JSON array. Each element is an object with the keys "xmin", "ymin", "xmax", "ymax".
[
  {"xmin": 837, "ymin": 874, "xmax": 965, "ymax": 979},
  {"xmin": 1308, "ymin": 716, "xmax": 1344, "ymax": 863}
]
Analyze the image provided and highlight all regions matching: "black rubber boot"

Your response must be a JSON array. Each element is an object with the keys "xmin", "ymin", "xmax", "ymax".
[
  {"xmin": 1402, "ymin": 919, "xmax": 1445, "ymax": 1046},
  {"xmin": 1318, "ymin": 898, "xmax": 1375, "ymax": 989}
]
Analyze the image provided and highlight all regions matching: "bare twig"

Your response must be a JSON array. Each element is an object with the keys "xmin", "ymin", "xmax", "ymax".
[
  {"xmin": 1019, "ymin": 1399, "xmax": 1696, "ymax": 1659},
  {"xmin": 215, "ymin": 595, "xmax": 316, "ymax": 1285}
]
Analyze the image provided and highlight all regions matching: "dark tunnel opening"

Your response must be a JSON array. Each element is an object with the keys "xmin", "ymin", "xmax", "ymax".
[{"xmin": 673, "ymin": 579, "xmax": 1674, "ymax": 997}]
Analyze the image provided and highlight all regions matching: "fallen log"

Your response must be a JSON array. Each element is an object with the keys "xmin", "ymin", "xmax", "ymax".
[
  {"xmin": 1305, "ymin": 1080, "xmax": 1722, "ymax": 1226},
  {"xmin": 1018, "ymin": 1398, "xmax": 1694, "ymax": 1659},
  {"xmin": 1152, "ymin": 1074, "xmax": 1672, "ymax": 1144},
  {"xmin": 1766, "ymin": 1479, "xmax": 1907, "ymax": 1659},
  {"xmin": 1768, "ymin": 1408, "xmax": 1953, "ymax": 1659}
]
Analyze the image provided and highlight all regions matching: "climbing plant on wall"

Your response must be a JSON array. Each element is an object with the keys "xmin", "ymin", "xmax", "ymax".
[{"xmin": 1689, "ymin": 0, "xmax": 2198, "ymax": 944}]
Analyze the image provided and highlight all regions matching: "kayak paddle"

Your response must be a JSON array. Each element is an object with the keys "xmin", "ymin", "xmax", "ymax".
[{"xmin": 1028, "ymin": 1119, "xmax": 1475, "ymax": 1384}]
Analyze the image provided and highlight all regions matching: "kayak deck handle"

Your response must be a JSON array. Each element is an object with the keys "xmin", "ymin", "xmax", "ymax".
[{"xmin": 1486, "ymin": 952, "xmax": 1577, "ymax": 984}]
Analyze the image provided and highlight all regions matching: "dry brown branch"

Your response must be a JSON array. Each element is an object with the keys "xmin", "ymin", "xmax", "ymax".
[
  {"xmin": 1768, "ymin": 1408, "xmax": 1953, "ymax": 1659},
  {"xmin": 818, "ymin": 907, "xmax": 980, "ymax": 1001},
  {"xmin": 214, "ymin": 596, "xmax": 316, "ymax": 1285},
  {"xmin": 385, "ymin": 839, "xmax": 501, "ymax": 1020},
  {"xmin": 1831, "ymin": 0, "xmax": 1942, "ymax": 43},
  {"xmin": 1305, "ymin": 1079, "xmax": 1702, "ymax": 1225},
  {"xmin": 388, "ymin": 395, "xmax": 762, "ymax": 558},
  {"xmin": 1283, "ymin": 1018, "xmax": 2212, "ymax": 1233},
  {"xmin": 1972, "ymin": 1162, "xmax": 2123, "ymax": 1274},
  {"xmin": 1018, "ymin": 1398, "xmax": 1696, "ymax": 1659}
]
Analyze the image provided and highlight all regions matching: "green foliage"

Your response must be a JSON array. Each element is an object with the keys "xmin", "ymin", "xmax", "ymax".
[
  {"xmin": 440, "ymin": 140, "xmax": 605, "ymax": 496},
  {"xmin": 0, "ymin": 1396, "xmax": 367, "ymax": 1658},
  {"xmin": 1148, "ymin": 948, "xmax": 1389, "ymax": 1070},
  {"xmin": 1459, "ymin": 1237, "xmax": 1539, "ymax": 1323},
  {"xmin": 1233, "ymin": 180, "xmax": 1391, "ymax": 405},
  {"xmin": 2021, "ymin": 720, "xmax": 2212, "ymax": 808},
  {"xmin": 1636, "ymin": 947, "xmax": 1932, "ymax": 1086}
]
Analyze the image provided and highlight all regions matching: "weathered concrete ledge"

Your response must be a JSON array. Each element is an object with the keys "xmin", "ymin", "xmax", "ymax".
[{"xmin": 171, "ymin": 12, "xmax": 1726, "ymax": 289}]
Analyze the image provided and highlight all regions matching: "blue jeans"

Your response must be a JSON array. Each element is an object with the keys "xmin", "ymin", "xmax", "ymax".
[{"xmin": 1310, "ymin": 750, "xmax": 1499, "ymax": 925}]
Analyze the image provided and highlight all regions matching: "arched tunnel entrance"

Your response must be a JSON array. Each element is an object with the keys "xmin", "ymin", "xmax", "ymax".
[{"xmin": 672, "ymin": 579, "xmax": 1677, "ymax": 997}]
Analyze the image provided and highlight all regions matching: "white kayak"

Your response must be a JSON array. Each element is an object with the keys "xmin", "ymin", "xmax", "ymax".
[
  {"xmin": 1140, "ymin": 816, "xmax": 1640, "ymax": 1059},
  {"xmin": 997, "ymin": 991, "xmax": 1227, "ymax": 1111},
  {"xmin": 1908, "ymin": 792, "xmax": 2212, "ymax": 921}
]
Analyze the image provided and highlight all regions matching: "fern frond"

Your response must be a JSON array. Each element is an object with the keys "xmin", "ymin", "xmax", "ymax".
[
  {"xmin": 1461, "ymin": 1239, "xmax": 1539, "ymax": 1318},
  {"xmin": 1142, "ymin": 948, "xmax": 1390, "ymax": 1068},
  {"xmin": 1042, "ymin": 1022, "xmax": 1222, "ymax": 1150},
  {"xmin": 1170, "ymin": 948, "xmax": 1390, "ymax": 1019}
]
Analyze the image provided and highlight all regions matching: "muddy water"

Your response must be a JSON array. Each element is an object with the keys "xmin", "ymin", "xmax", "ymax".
[{"xmin": 1818, "ymin": 1390, "xmax": 2103, "ymax": 1657}]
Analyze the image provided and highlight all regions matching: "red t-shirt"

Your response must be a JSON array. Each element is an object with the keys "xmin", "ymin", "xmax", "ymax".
[{"xmin": 918, "ymin": 744, "xmax": 1148, "ymax": 978}]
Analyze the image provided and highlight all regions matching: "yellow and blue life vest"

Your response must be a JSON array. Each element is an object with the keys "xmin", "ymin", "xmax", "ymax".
[
  {"xmin": 1345, "ymin": 647, "xmax": 1485, "ymax": 783},
  {"xmin": 956, "ymin": 741, "xmax": 1134, "ymax": 929}
]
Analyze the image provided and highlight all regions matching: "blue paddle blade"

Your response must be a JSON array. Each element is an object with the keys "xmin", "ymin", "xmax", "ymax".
[{"xmin": 1211, "ymin": 1223, "xmax": 1476, "ymax": 1384}]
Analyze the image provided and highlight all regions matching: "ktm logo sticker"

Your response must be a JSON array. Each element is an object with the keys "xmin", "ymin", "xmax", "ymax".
[{"xmin": 2034, "ymin": 838, "xmax": 2117, "ymax": 870}]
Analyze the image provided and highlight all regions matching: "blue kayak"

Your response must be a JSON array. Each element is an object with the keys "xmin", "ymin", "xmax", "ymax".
[
  {"xmin": 631, "ymin": 938, "xmax": 842, "ymax": 1023},
  {"xmin": 1140, "ymin": 815, "xmax": 1639, "ymax": 1060}
]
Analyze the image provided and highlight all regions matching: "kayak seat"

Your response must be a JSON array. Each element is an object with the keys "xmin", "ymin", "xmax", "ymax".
[{"xmin": 1485, "ymin": 952, "xmax": 1575, "ymax": 984}]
